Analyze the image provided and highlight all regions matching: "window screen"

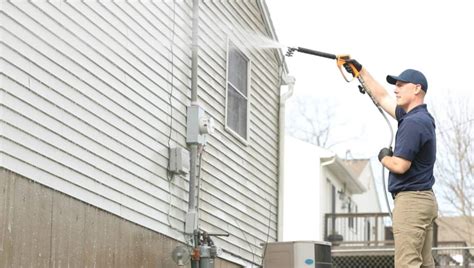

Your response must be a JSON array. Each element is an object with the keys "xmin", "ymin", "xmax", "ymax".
[{"xmin": 226, "ymin": 41, "xmax": 249, "ymax": 140}]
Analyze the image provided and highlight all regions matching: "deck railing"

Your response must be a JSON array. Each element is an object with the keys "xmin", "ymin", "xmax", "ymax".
[
  {"xmin": 324, "ymin": 212, "xmax": 439, "ymax": 248},
  {"xmin": 324, "ymin": 212, "xmax": 393, "ymax": 247}
]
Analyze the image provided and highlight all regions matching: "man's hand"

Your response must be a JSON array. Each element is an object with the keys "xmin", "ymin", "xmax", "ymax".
[
  {"xmin": 343, "ymin": 59, "xmax": 362, "ymax": 77},
  {"xmin": 378, "ymin": 147, "xmax": 393, "ymax": 162}
]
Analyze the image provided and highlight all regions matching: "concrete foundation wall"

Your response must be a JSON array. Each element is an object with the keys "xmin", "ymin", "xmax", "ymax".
[{"xmin": 0, "ymin": 168, "xmax": 241, "ymax": 268}]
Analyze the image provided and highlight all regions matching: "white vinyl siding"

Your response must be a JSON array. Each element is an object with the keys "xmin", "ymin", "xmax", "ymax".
[
  {"xmin": 0, "ymin": 0, "xmax": 281, "ymax": 265},
  {"xmin": 198, "ymin": 1, "xmax": 281, "ymax": 263}
]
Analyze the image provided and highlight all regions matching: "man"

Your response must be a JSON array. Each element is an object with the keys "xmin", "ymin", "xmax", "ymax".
[{"xmin": 345, "ymin": 59, "xmax": 438, "ymax": 268}]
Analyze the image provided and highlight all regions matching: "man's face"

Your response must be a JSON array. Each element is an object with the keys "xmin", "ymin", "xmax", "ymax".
[{"xmin": 394, "ymin": 81, "xmax": 419, "ymax": 108}]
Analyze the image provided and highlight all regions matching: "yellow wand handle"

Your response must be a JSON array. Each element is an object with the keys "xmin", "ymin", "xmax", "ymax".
[{"xmin": 337, "ymin": 55, "xmax": 360, "ymax": 82}]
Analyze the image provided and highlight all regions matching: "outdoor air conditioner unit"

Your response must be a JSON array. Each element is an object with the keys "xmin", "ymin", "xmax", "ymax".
[{"xmin": 263, "ymin": 241, "xmax": 332, "ymax": 268}]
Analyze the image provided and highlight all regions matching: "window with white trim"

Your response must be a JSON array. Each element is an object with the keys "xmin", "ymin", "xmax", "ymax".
[{"xmin": 225, "ymin": 40, "xmax": 250, "ymax": 142}]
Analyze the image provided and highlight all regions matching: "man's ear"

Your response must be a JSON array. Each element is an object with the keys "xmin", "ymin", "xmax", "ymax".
[{"xmin": 414, "ymin": 85, "xmax": 423, "ymax": 95}]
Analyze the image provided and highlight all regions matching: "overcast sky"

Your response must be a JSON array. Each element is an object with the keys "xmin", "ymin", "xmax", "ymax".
[
  {"xmin": 266, "ymin": 0, "xmax": 473, "ymax": 158},
  {"xmin": 266, "ymin": 0, "xmax": 474, "ymax": 214}
]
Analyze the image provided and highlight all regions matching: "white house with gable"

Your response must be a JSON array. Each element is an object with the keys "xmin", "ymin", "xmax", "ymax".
[{"xmin": 283, "ymin": 136, "xmax": 383, "ymax": 244}]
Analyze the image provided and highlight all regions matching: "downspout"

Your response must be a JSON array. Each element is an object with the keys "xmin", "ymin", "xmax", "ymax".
[
  {"xmin": 319, "ymin": 153, "xmax": 337, "ymax": 240},
  {"xmin": 277, "ymin": 74, "xmax": 295, "ymax": 241},
  {"xmin": 321, "ymin": 154, "xmax": 337, "ymax": 240}
]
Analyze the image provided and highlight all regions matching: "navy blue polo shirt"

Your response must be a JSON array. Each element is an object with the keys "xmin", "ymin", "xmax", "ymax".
[{"xmin": 388, "ymin": 104, "xmax": 436, "ymax": 193}]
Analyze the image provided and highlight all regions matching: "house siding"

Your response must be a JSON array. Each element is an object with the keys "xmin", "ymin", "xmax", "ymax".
[
  {"xmin": 1, "ymin": 0, "xmax": 280, "ymax": 265},
  {"xmin": 196, "ymin": 0, "xmax": 280, "ymax": 262}
]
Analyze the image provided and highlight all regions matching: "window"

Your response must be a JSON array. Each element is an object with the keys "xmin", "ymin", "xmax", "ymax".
[{"xmin": 226, "ymin": 40, "xmax": 250, "ymax": 142}]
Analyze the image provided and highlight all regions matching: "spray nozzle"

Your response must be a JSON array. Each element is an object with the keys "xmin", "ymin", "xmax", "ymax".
[{"xmin": 286, "ymin": 47, "xmax": 297, "ymax": 57}]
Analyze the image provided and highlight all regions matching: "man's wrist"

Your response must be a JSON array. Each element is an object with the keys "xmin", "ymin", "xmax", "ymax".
[{"xmin": 378, "ymin": 147, "xmax": 393, "ymax": 162}]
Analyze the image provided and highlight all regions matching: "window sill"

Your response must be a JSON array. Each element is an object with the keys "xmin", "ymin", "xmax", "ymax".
[{"xmin": 224, "ymin": 126, "xmax": 249, "ymax": 147}]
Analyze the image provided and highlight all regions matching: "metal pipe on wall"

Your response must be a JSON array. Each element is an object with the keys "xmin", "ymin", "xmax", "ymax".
[
  {"xmin": 191, "ymin": 0, "xmax": 199, "ymax": 103},
  {"xmin": 189, "ymin": 1, "xmax": 200, "ymax": 267},
  {"xmin": 188, "ymin": 0, "xmax": 200, "ymax": 214}
]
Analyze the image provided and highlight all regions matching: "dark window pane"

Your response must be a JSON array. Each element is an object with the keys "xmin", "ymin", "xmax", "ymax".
[
  {"xmin": 227, "ymin": 85, "xmax": 247, "ymax": 139},
  {"xmin": 226, "ymin": 41, "xmax": 249, "ymax": 140},
  {"xmin": 228, "ymin": 45, "xmax": 248, "ymax": 95}
]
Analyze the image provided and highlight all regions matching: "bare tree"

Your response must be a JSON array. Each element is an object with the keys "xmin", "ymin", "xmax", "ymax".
[
  {"xmin": 433, "ymin": 92, "xmax": 474, "ymax": 217},
  {"xmin": 286, "ymin": 95, "xmax": 359, "ymax": 149},
  {"xmin": 286, "ymin": 95, "xmax": 335, "ymax": 147}
]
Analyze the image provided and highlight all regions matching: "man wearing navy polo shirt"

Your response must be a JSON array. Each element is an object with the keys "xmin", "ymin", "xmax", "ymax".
[{"xmin": 344, "ymin": 60, "xmax": 438, "ymax": 268}]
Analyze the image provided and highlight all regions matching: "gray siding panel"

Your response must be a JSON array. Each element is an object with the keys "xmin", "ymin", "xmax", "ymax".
[
  {"xmin": 1, "ymin": 1, "xmax": 281, "ymax": 265},
  {"xmin": 198, "ymin": 1, "xmax": 279, "ymax": 262}
]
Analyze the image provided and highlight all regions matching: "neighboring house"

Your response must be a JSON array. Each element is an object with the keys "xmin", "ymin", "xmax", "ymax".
[
  {"xmin": 435, "ymin": 216, "xmax": 474, "ymax": 266},
  {"xmin": 340, "ymin": 159, "xmax": 386, "ymax": 245},
  {"xmin": 345, "ymin": 159, "xmax": 382, "ymax": 213},
  {"xmin": 436, "ymin": 216, "xmax": 474, "ymax": 246},
  {"xmin": 283, "ymin": 136, "xmax": 384, "ymax": 242},
  {"xmin": 1, "ymin": 1, "xmax": 288, "ymax": 267}
]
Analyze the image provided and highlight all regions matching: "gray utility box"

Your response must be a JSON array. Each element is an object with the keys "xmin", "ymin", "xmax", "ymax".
[
  {"xmin": 263, "ymin": 241, "xmax": 332, "ymax": 268},
  {"xmin": 169, "ymin": 146, "xmax": 190, "ymax": 175}
]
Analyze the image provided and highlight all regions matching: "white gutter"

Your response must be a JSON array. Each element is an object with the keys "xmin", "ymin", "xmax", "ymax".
[
  {"xmin": 277, "ymin": 74, "xmax": 295, "ymax": 241},
  {"xmin": 321, "ymin": 155, "xmax": 337, "ymax": 166},
  {"xmin": 325, "ymin": 157, "xmax": 366, "ymax": 194}
]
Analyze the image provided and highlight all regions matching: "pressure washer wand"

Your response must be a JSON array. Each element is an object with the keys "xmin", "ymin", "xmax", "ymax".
[
  {"xmin": 287, "ymin": 47, "xmax": 358, "ymax": 82},
  {"xmin": 286, "ymin": 47, "xmax": 337, "ymax": 59}
]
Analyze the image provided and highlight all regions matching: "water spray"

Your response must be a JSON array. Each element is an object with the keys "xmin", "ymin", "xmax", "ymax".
[{"xmin": 286, "ymin": 46, "xmax": 394, "ymax": 219}]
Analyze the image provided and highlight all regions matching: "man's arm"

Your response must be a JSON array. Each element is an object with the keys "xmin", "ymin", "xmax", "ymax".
[
  {"xmin": 381, "ymin": 156, "xmax": 412, "ymax": 174},
  {"xmin": 358, "ymin": 68, "xmax": 397, "ymax": 119}
]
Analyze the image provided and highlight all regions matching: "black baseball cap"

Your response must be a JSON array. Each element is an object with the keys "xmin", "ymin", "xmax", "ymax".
[{"xmin": 386, "ymin": 69, "xmax": 428, "ymax": 92}]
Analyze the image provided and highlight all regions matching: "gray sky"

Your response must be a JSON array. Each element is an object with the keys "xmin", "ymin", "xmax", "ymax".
[
  {"xmin": 267, "ymin": 0, "xmax": 473, "ymax": 158},
  {"xmin": 266, "ymin": 0, "xmax": 474, "ymax": 214}
]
